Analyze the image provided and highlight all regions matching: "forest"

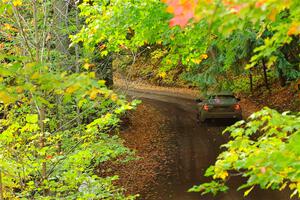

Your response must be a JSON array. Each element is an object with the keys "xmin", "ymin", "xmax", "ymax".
[{"xmin": 0, "ymin": 0, "xmax": 299, "ymax": 199}]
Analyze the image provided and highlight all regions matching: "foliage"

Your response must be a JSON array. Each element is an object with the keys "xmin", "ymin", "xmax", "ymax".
[
  {"xmin": 74, "ymin": 0, "xmax": 299, "ymax": 92},
  {"xmin": 0, "ymin": 0, "xmax": 299, "ymax": 198},
  {"xmin": 0, "ymin": 56, "xmax": 139, "ymax": 199},
  {"xmin": 0, "ymin": 0, "xmax": 139, "ymax": 199},
  {"xmin": 71, "ymin": 0, "xmax": 211, "ymax": 85},
  {"xmin": 191, "ymin": 108, "xmax": 300, "ymax": 197},
  {"xmin": 0, "ymin": 0, "xmax": 75, "ymax": 66}
]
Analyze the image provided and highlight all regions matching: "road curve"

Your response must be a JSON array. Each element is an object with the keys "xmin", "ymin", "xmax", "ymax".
[{"xmin": 122, "ymin": 88, "xmax": 293, "ymax": 200}]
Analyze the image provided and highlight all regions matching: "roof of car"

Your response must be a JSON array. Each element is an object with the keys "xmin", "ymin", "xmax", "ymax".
[{"xmin": 208, "ymin": 91, "xmax": 234, "ymax": 96}]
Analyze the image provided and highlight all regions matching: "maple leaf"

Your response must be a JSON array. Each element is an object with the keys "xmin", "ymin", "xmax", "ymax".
[
  {"xmin": 260, "ymin": 167, "xmax": 266, "ymax": 174},
  {"xmin": 222, "ymin": 0, "xmax": 246, "ymax": 14},
  {"xmin": 163, "ymin": 0, "xmax": 198, "ymax": 28},
  {"xmin": 222, "ymin": 0, "xmax": 233, "ymax": 6},
  {"xmin": 288, "ymin": 23, "xmax": 300, "ymax": 36},
  {"xmin": 46, "ymin": 155, "xmax": 53, "ymax": 160},
  {"xmin": 230, "ymin": 5, "xmax": 243, "ymax": 14},
  {"xmin": 255, "ymin": 0, "xmax": 267, "ymax": 8}
]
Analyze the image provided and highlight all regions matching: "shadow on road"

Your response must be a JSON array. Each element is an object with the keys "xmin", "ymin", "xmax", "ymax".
[{"xmin": 200, "ymin": 118, "xmax": 241, "ymax": 128}]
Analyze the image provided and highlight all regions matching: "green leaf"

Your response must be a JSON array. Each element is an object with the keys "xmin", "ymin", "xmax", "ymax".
[{"xmin": 26, "ymin": 114, "xmax": 38, "ymax": 124}]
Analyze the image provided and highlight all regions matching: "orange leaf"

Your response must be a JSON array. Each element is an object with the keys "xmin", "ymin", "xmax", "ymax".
[{"xmin": 288, "ymin": 23, "xmax": 300, "ymax": 36}]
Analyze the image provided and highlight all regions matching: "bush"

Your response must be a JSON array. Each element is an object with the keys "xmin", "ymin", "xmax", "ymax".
[{"xmin": 190, "ymin": 108, "xmax": 300, "ymax": 197}]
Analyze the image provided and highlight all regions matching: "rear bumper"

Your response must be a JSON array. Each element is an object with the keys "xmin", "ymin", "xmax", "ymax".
[{"xmin": 201, "ymin": 111, "xmax": 242, "ymax": 119}]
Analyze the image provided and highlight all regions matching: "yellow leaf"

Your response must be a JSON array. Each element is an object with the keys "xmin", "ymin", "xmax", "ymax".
[
  {"xmin": 13, "ymin": 0, "xmax": 22, "ymax": 7},
  {"xmin": 88, "ymin": 72, "xmax": 96, "ymax": 78},
  {"xmin": 98, "ymin": 80, "xmax": 106, "ymax": 85},
  {"xmin": 289, "ymin": 183, "xmax": 296, "ymax": 190},
  {"xmin": 24, "ymin": 62, "xmax": 36, "ymax": 71},
  {"xmin": 219, "ymin": 171, "xmax": 228, "ymax": 180},
  {"xmin": 16, "ymin": 86, "xmax": 23, "ymax": 94},
  {"xmin": 158, "ymin": 72, "xmax": 166, "ymax": 79},
  {"xmin": 90, "ymin": 27, "xmax": 97, "ymax": 34},
  {"xmin": 201, "ymin": 54, "xmax": 208, "ymax": 59},
  {"xmin": 30, "ymin": 72, "xmax": 40, "ymax": 80},
  {"xmin": 280, "ymin": 182, "xmax": 287, "ymax": 191},
  {"xmin": 4, "ymin": 23, "xmax": 12, "ymax": 30},
  {"xmin": 66, "ymin": 85, "xmax": 79, "ymax": 94},
  {"xmin": 244, "ymin": 186, "xmax": 254, "ymax": 197},
  {"xmin": 0, "ymin": 91, "xmax": 15, "ymax": 104},
  {"xmin": 55, "ymin": 89, "xmax": 64, "ymax": 95},
  {"xmin": 245, "ymin": 63, "xmax": 253, "ymax": 69},
  {"xmin": 111, "ymin": 93, "xmax": 118, "ymax": 101},
  {"xmin": 83, "ymin": 63, "xmax": 90, "ymax": 70},
  {"xmin": 83, "ymin": 63, "xmax": 94, "ymax": 70},
  {"xmin": 191, "ymin": 58, "xmax": 201, "ymax": 64},
  {"xmin": 89, "ymin": 88, "xmax": 99, "ymax": 100}
]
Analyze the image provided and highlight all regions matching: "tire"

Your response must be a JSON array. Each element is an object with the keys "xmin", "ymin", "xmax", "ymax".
[
  {"xmin": 196, "ymin": 113, "xmax": 201, "ymax": 123},
  {"xmin": 200, "ymin": 117, "xmax": 206, "ymax": 123},
  {"xmin": 197, "ymin": 113, "xmax": 206, "ymax": 124},
  {"xmin": 236, "ymin": 115, "xmax": 243, "ymax": 121}
]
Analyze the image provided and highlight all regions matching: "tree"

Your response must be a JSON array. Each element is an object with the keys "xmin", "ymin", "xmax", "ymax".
[
  {"xmin": 190, "ymin": 108, "xmax": 300, "ymax": 197},
  {"xmin": 72, "ymin": 0, "xmax": 300, "ymax": 197},
  {"xmin": 0, "ymin": 1, "xmax": 139, "ymax": 199},
  {"xmin": 73, "ymin": 0, "xmax": 299, "ymax": 92}
]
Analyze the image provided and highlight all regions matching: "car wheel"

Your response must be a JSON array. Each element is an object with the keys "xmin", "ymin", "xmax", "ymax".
[
  {"xmin": 237, "ymin": 115, "xmax": 243, "ymax": 121},
  {"xmin": 196, "ymin": 113, "xmax": 201, "ymax": 123},
  {"xmin": 199, "ymin": 115, "xmax": 206, "ymax": 124},
  {"xmin": 197, "ymin": 112, "xmax": 206, "ymax": 124},
  {"xmin": 200, "ymin": 117, "xmax": 206, "ymax": 123}
]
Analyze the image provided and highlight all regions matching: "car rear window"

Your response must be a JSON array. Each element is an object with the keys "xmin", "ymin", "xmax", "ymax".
[{"xmin": 210, "ymin": 95, "xmax": 235, "ymax": 99}]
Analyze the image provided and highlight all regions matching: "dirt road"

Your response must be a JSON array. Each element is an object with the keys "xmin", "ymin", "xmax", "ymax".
[{"xmin": 124, "ymin": 89, "xmax": 293, "ymax": 200}]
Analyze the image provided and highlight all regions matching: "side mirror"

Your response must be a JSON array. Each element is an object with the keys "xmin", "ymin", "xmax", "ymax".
[{"xmin": 195, "ymin": 98, "xmax": 202, "ymax": 103}]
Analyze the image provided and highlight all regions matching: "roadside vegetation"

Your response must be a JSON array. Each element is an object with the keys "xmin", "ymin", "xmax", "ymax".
[
  {"xmin": 0, "ymin": 1, "xmax": 138, "ymax": 199},
  {"xmin": 0, "ymin": 0, "xmax": 299, "ymax": 199}
]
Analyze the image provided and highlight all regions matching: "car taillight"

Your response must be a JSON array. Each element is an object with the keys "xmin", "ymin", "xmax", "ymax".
[
  {"xmin": 203, "ymin": 104, "xmax": 209, "ymax": 111},
  {"xmin": 234, "ymin": 104, "xmax": 241, "ymax": 110}
]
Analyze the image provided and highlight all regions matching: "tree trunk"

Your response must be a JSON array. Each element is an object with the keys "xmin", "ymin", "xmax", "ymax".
[
  {"xmin": 39, "ymin": 108, "xmax": 46, "ymax": 174},
  {"xmin": 53, "ymin": 0, "xmax": 69, "ymax": 55},
  {"xmin": 33, "ymin": 0, "xmax": 47, "ymax": 195},
  {"xmin": 105, "ymin": 54, "xmax": 114, "ymax": 87},
  {"xmin": 262, "ymin": 59, "xmax": 270, "ymax": 91},
  {"xmin": 0, "ymin": 170, "xmax": 4, "ymax": 200},
  {"xmin": 278, "ymin": 68, "xmax": 286, "ymax": 87},
  {"xmin": 249, "ymin": 70, "xmax": 253, "ymax": 94},
  {"xmin": 33, "ymin": 0, "xmax": 40, "ymax": 62},
  {"xmin": 75, "ymin": 4, "xmax": 82, "ymax": 125}
]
